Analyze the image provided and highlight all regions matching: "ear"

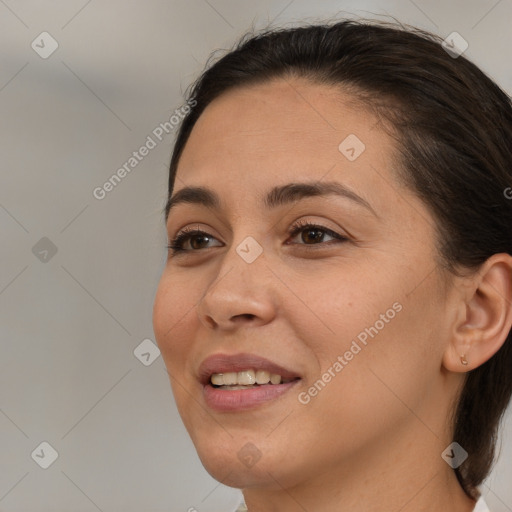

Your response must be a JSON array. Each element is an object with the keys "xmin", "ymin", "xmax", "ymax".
[{"xmin": 443, "ymin": 253, "xmax": 512, "ymax": 372}]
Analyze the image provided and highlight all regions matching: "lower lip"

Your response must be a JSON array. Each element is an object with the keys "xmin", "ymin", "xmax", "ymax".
[{"xmin": 203, "ymin": 381, "xmax": 300, "ymax": 412}]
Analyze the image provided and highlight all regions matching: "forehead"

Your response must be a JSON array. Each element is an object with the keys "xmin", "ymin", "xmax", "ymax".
[
  {"xmin": 180, "ymin": 78, "xmax": 387, "ymax": 165},
  {"xmin": 173, "ymin": 78, "xmax": 419, "ymax": 225}
]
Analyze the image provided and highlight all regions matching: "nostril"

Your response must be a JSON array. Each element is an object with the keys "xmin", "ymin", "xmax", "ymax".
[{"xmin": 236, "ymin": 314, "xmax": 255, "ymax": 321}]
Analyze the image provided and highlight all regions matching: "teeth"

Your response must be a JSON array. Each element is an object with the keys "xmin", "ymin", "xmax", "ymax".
[
  {"xmin": 270, "ymin": 373, "xmax": 281, "ymax": 385},
  {"xmin": 255, "ymin": 370, "xmax": 270, "ymax": 384},
  {"xmin": 210, "ymin": 369, "xmax": 286, "ymax": 386},
  {"xmin": 223, "ymin": 372, "xmax": 237, "ymax": 386},
  {"xmin": 210, "ymin": 373, "xmax": 224, "ymax": 386},
  {"xmin": 238, "ymin": 370, "xmax": 256, "ymax": 385}
]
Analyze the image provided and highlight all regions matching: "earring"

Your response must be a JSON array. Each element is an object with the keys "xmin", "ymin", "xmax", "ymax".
[{"xmin": 460, "ymin": 354, "xmax": 468, "ymax": 366}]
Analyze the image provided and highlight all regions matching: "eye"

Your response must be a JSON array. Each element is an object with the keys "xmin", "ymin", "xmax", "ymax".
[
  {"xmin": 167, "ymin": 225, "xmax": 222, "ymax": 254},
  {"xmin": 167, "ymin": 220, "xmax": 348, "ymax": 256},
  {"xmin": 286, "ymin": 219, "xmax": 348, "ymax": 247}
]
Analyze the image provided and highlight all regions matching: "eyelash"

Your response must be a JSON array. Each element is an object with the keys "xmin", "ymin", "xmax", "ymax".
[{"xmin": 167, "ymin": 219, "xmax": 348, "ymax": 255}]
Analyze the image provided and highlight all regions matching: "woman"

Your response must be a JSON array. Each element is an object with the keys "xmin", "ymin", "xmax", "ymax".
[{"xmin": 153, "ymin": 18, "xmax": 512, "ymax": 511}]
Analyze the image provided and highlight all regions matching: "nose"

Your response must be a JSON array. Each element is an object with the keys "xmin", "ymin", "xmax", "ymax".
[{"xmin": 195, "ymin": 242, "xmax": 278, "ymax": 331}]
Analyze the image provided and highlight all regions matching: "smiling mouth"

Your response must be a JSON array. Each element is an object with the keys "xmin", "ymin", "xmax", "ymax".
[{"xmin": 199, "ymin": 353, "xmax": 302, "ymax": 411}]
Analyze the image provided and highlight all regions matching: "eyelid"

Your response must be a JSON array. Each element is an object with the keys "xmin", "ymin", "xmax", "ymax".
[{"xmin": 169, "ymin": 222, "xmax": 218, "ymax": 241}]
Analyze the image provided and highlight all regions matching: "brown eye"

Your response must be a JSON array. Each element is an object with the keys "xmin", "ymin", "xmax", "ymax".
[
  {"xmin": 287, "ymin": 220, "xmax": 348, "ymax": 246},
  {"xmin": 167, "ymin": 229, "xmax": 222, "ymax": 254}
]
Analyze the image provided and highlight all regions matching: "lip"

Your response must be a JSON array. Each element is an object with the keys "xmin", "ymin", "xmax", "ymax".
[{"xmin": 198, "ymin": 352, "xmax": 302, "ymax": 412}]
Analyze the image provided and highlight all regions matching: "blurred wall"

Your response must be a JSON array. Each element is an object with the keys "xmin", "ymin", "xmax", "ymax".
[{"xmin": 1, "ymin": 1, "xmax": 511, "ymax": 510}]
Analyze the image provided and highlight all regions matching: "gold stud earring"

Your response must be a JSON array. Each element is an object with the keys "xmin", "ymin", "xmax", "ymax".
[{"xmin": 460, "ymin": 354, "xmax": 468, "ymax": 366}]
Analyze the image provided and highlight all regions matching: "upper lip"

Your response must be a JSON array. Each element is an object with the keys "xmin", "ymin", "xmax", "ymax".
[{"xmin": 198, "ymin": 353, "xmax": 301, "ymax": 385}]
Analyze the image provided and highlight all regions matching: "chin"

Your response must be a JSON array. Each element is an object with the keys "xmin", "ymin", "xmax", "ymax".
[
  {"xmin": 202, "ymin": 458, "xmax": 272, "ymax": 489},
  {"xmin": 190, "ymin": 432, "xmax": 287, "ymax": 489}
]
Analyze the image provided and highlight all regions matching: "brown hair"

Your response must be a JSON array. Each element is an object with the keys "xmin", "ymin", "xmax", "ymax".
[{"xmin": 165, "ymin": 18, "xmax": 512, "ymax": 499}]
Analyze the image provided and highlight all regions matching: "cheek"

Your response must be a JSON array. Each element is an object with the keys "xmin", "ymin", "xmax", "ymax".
[
  {"xmin": 152, "ymin": 271, "xmax": 200, "ymax": 366},
  {"xmin": 153, "ymin": 273, "xmax": 205, "ymax": 431},
  {"xmin": 300, "ymin": 260, "xmax": 437, "ymax": 384},
  {"xmin": 297, "ymin": 273, "xmax": 398, "ymax": 364},
  {"xmin": 307, "ymin": 280, "xmax": 444, "ymax": 434}
]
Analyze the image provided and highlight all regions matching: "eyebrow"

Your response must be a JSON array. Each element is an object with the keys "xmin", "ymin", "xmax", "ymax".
[{"xmin": 165, "ymin": 181, "xmax": 378, "ymax": 219}]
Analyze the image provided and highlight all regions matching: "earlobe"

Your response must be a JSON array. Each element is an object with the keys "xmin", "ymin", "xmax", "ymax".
[
  {"xmin": 442, "ymin": 331, "xmax": 479, "ymax": 373},
  {"xmin": 442, "ymin": 253, "xmax": 512, "ymax": 373}
]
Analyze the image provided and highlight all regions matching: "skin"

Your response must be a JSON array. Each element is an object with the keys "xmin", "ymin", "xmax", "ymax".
[{"xmin": 153, "ymin": 78, "xmax": 512, "ymax": 512}]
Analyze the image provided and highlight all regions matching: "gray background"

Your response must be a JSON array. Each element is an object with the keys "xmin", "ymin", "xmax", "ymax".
[{"xmin": 1, "ymin": 1, "xmax": 511, "ymax": 511}]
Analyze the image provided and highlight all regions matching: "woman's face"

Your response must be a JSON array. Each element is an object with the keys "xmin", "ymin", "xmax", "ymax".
[{"xmin": 153, "ymin": 79, "xmax": 460, "ymax": 490}]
